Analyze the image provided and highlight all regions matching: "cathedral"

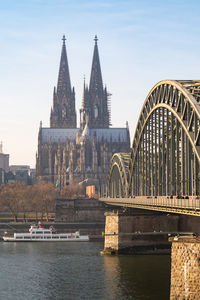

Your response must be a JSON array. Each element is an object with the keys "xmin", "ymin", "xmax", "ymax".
[{"xmin": 36, "ymin": 35, "xmax": 130, "ymax": 188}]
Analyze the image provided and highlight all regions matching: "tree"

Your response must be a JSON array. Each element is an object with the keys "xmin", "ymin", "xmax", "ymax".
[
  {"xmin": 0, "ymin": 182, "xmax": 23, "ymax": 221},
  {"xmin": 0, "ymin": 181, "xmax": 57, "ymax": 222},
  {"xmin": 28, "ymin": 184, "xmax": 41, "ymax": 221},
  {"xmin": 18, "ymin": 184, "xmax": 32, "ymax": 222},
  {"xmin": 61, "ymin": 183, "xmax": 86, "ymax": 199},
  {"xmin": 33, "ymin": 181, "xmax": 57, "ymax": 221}
]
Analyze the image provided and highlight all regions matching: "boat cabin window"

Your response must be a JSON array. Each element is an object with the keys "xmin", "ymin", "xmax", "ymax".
[{"xmin": 36, "ymin": 231, "xmax": 43, "ymax": 234}]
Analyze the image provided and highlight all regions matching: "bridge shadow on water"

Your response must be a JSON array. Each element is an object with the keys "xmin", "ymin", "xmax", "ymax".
[{"xmin": 103, "ymin": 254, "xmax": 171, "ymax": 300}]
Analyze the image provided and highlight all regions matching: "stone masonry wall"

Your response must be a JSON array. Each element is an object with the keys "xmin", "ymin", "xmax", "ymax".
[
  {"xmin": 170, "ymin": 237, "xmax": 200, "ymax": 299},
  {"xmin": 55, "ymin": 198, "xmax": 106, "ymax": 222},
  {"xmin": 104, "ymin": 210, "xmax": 179, "ymax": 253},
  {"xmin": 104, "ymin": 212, "xmax": 119, "ymax": 250}
]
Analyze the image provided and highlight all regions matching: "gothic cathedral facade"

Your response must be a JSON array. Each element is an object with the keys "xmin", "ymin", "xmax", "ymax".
[{"xmin": 36, "ymin": 36, "xmax": 130, "ymax": 188}]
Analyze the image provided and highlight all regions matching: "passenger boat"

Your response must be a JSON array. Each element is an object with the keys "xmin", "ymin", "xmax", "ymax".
[{"xmin": 2, "ymin": 224, "xmax": 89, "ymax": 242}]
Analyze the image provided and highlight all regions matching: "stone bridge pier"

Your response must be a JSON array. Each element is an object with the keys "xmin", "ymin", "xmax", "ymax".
[
  {"xmin": 102, "ymin": 208, "xmax": 200, "ymax": 298},
  {"xmin": 169, "ymin": 236, "xmax": 200, "ymax": 299},
  {"xmin": 102, "ymin": 208, "xmax": 180, "ymax": 254}
]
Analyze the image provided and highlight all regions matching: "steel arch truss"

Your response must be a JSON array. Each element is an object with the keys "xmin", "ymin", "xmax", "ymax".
[
  {"xmin": 128, "ymin": 80, "xmax": 200, "ymax": 197},
  {"xmin": 107, "ymin": 153, "xmax": 130, "ymax": 197}
]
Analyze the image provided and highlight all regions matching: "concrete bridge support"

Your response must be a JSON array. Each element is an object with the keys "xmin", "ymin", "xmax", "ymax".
[
  {"xmin": 170, "ymin": 236, "xmax": 200, "ymax": 299},
  {"xmin": 102, "ymin": 209, "xmax": 179, "ymax": 254}
]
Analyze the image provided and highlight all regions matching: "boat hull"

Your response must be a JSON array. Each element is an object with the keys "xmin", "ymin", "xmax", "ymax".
[
  {"xmin": 2, "ymin": 224, "xmax": 89, "ymax": 242},
  {"xmin": 3, "ymin": 236, "xmax": 89, "ymax": 242}
]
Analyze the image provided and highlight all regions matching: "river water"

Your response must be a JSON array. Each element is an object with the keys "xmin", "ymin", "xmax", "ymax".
[{"xmin": 0, "ymin": 242, "xmax": 170, "ymax": 300}]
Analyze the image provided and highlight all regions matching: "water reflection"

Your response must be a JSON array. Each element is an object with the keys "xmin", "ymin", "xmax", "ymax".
[
  {"xmin": 103, "ymin": 256, "xmax": 122, "ymax": 299},
  {"xmin": 0, "ymin": 242, "xmax": 106, "ymax": 300},
  {"xmin": 103, "ymin": 255, "xmax": 171, "ymax": 300},
  {"xmin": 0, "ymin": 242, "xmax": 170, "ymax": 300}
]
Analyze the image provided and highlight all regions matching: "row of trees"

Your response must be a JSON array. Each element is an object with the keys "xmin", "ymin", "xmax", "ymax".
[
  {"xmin": 0, "ymin": 181, "xmax": 86, "ymax": 221},
  {"xmin": 0, "ymin": 181, "xmax": 56, "ymax": 221}
]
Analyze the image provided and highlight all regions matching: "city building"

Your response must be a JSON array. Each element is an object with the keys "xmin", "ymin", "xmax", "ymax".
[
  {"xmin": 0, "ymin": 142, "xmax": 9, "ymax": 173},
  {"xmin": 9, "ymin": 165, "xmax": 30, "ymax": 174},
  {"xmin": 9, "ymin": 165, "xmax": 35, "ymax": 185},
  {"xmin": 0, "ymin": 168, "xmax": 6, "ymax": 184},
  {"xmin": 36, "ymin": 36, "xmax": 130, "ymax": 188}
]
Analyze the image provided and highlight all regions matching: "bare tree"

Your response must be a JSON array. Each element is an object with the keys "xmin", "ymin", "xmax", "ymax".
[
  {"xmin": 18, "ymin": 184, "xmax": 32, "ymax": 222},
  {"xmin": 0, "ymin": 181, "xmax": 57, "ymax": 222},
  {"xmin": 61, "ymin": 183, "xmax": 86, "ymax": 199},
  {"xmin": 0, "ymin": 183, "xmax": 23, "ymax": 221},
  {"xmin": 34, "ymin": 181, "xmax": 56, "ymax": 221}
]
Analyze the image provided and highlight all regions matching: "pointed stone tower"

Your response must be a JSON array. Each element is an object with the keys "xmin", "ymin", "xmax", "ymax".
[
  {"xmin": 50, "ymin": 35, "xmax": 77, "ymax": 128},
  {"xmin": 37, "ymin": 35, "xmax": 130, "ymax": 187},
  {"xmin": 80, "ymin": 36, "xmax": 110, "ymax": 129}
]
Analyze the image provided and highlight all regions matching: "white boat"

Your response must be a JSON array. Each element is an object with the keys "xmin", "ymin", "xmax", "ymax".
[{"xmin": 3, "ymin": 224, "xmax": 89, "ymax": 242}]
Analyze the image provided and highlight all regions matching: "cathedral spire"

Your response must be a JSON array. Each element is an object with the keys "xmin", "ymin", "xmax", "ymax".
[
  {"xmin": 94, "ymin": 35, "xmax": 98, "ymax": 45},
  {"xmin": 57, "ymin": 35, "xmax": 72, "ymax": 99},
  {"xmin": 80, "ymin": 76, "xmax": 88, "ymax": 130},
  {"xmin": 81, "ymin": 75, "xmax": 86, "ymax": 108},
  {"xmin": 53, "ymin": 87, "xmax": 57, "ymax": 108},
  {"xmin": 89, "ymin": 35, "xmax": 103, "ymax": 92},
  {"xmin": 86, "ymin": 36, "xmax": 110, "ymax": 129},
  {"xmin": 50, "ymin": 35, "xmax": 77, "ymax": 128}
]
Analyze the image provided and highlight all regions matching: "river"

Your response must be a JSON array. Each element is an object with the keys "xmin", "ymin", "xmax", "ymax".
[{"xmin": 0, "ymin": 242, "xmax": 170, "ymax": 299}]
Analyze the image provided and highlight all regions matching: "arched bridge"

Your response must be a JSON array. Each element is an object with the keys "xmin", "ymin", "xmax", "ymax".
[{"xmin": 100, "ymin": 80, "xmax": 200, "ymax": 216}]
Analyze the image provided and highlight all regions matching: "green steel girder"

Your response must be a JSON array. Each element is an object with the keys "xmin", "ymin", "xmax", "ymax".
[
  {"xmin": 128, "ymin": 80, "xmax": 200, "ymax": 197},
  {"xmin": 107, "ymin": 80, "xmax": 200, "ymax": 199},
  {"xmin": 107, "ymin": 153, "xmax": 130, "ymax": 197}
]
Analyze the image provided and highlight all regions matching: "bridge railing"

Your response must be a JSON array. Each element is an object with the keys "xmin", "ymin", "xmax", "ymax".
[
  {"xmin": 101, "ymin": 195, "xmax": 200, "ymax": 211},
  {"xmin": 129, "ymin": 196, "xmax": 200, "ymax": 210}
]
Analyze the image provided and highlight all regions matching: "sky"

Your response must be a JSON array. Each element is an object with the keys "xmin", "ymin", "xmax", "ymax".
[{"xmin": 1, "ymin": 0, "xmax": 200, "ymax": 167}]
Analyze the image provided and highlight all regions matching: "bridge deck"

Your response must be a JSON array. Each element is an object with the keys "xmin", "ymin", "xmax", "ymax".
[{"xmin": 99, "ymin": 196, "xmax": 200, "ymax": 216}]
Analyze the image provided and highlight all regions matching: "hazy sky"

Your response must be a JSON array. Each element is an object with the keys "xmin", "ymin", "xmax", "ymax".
[{"xmin": 0, "ymin": 0, "xmax": 200, "ymax": 167}]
